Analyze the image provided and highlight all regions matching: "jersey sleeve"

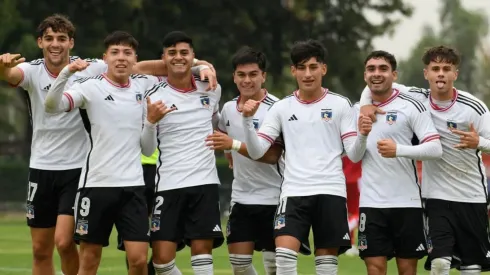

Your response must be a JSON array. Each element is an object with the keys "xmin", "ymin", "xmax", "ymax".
[
  {"xmin": 257, "ymin": 103, "xmax": 282, "ymax": 144},
  {"xmin": 474, "ymin": 104, "xmax": 490, "ymax": 152},
  {"xmin": 213, "ymin": 84, "xmax": 222, "ymax": 115},
  {"xmin": 217, "ymin": 105, "xmax": 227, "ymax": 133},
  {"xmin": 393, "ymin": 83, "xmax": 429, "ymax": 103},
  {"xmin": 409, "ymin": 105, "xmax": 440, "ymax": 143},
  {"xmin": 64, "ymin": 82, "xmax": 87, "ymax": 111},
  {"xmin": 84, "ymin": 58, "xmax": 108, "ymax": 75},
  {"xmin": 11, "ymin": 62, "xmax": 33, "ymax": 89},
  {"xmin": 340, "ymin": 103, "xmax": 357, "ymax": 141}
]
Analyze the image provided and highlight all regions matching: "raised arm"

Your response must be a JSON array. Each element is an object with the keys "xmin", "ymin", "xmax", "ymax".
[
  {"xmin": 44, "ymin": 60, "xmax": 89, "ymax": 113},
  {"xmin": 0, "ymin": 53, "xmax": 26, "ymax": 86},
  {"xmin": 342, "ymin": 104, "xmax": 369, "ymax": 163}
]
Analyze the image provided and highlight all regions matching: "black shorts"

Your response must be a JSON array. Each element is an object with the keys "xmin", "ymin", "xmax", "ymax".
[
  {"xmin": 226, "ymin": 203, "xmax": 276, "ymax": 252},
  {"xmin": 150, "ymin": 184, "xmax": 224, "ymax": 249},
  {"xmin": 423, "ymin": 199, "xmax": 490, "ymax": 271},
  {"xmin": 357, "ymin": 207, "xmax": 427, "ymax": 260},
  {"xmin": 273, "ymin": 194, "xmax": 351, "ymax": 254},
  {"xmin": 74, "ymin": 186, "xmax": 149, "ymax": 247},
  {"xmin": 26, "ymin": 168, "xmax": 80, "ymax": 228},
  {"xmin": 143, "ymin": 164, "xmax": 156, "ymax": 216}
]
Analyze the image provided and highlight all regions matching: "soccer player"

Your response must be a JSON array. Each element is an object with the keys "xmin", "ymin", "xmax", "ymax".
[
  {"xmin": 359, "ymin": 46, "xmax": 490, "ymax": 275},
  {"xmin": 43, "ymin": 31, "xmax": 175, "ymax": 275},
  {"xmin": 241, "ymin": 39, "xmax": 370, "ymax": 275},
  {"xmin": 356, "ymin": 50, "xmax": 442, "ymax": 275},
  {"xmin": 141, "ymin": 31, "xmax": 223, "ymax": 275},
  {"xmin": 0, "ymin": 14, "xmax": 216, "ymax": 275},
  {"xmin": 205, "ymin": 46, "xmax": 283, "ymax": 275}
]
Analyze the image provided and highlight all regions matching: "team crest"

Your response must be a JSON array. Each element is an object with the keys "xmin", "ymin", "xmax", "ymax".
[
  {"xmin": 447, "ymin": 120, "xmax": 457, "ymax": 130},
  {"xmin": 76, "ymin": 219, "xmax": 88, "ymax": 235},
  {"xmin": 274, "ymin": 214, "xmax": 286, "ymax": 230},
  {"xmin": 321, "ymin": 109, "xmax": 333, "ymax": 121},
  {"xmin": 136, "ymin": 93, "xmax": 142, "ymax": 104},
  {"xmin": 386, "ymin": 111, "xmax": 397, "ymax": 125},
  {"xmin": 200, "ymin": 95, "xmax": 210, "ymax": 108},
  {"xmin": 150, "ymin": 217, "xmax": 160, "ymax": 232},
  {"xmin": 226, "ymin": 221, "xmax": 231, "ymax": 237},
  {"xmin": 26, "ymin": 204, "xmax": 35, "ymax": 219},
  {"xmin": 358, "ymin": 234, "xmax": 367, "ymax": 251},
  {"xmin": 252, "ymin": 119, "xmax": 259, "ymax": 130},
  {"xmin": 426, "ymin": 237, "xmax": 433, "ymax": 253}
]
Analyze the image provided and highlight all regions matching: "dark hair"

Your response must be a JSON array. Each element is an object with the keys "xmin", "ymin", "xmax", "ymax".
[
  {"xmin": 162, "ymin": 31, "xmax": 193, "ymax": 49},
  {"xmin": 37, "ymin": 14, "xmax": 76, "ymax": 38},
  {"xmin": 231, "ymin": 46, "xmax": 267, "ymax": 72},
  {"xmin": 103, "ymin": 31, "xmax": 139, "ymax": 51},
  {"xmin": 290, "ymin": 39, "xmax": 327, "ymax": 66},
  {"xmin": 422, "ymin": 46, "xmax": 461, "ymax": 67},
  {"xmin": 364, "ymin": 50, "xmax": 397, "ymax": 71}
]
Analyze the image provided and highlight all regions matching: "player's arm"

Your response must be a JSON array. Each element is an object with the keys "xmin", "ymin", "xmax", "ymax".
[
  {"xmin": 211, "ymin": 85, "xmax": 222, "ymax": 129},
  {"xmin": 133, "ymin": 59, "xmax": 217, "ymax": 91},
  {"xmin": 44, "ymin": 61, "xmax": 88, "ymax": 113},
  {"xmin": 242, "ymin": 100, "xmax": 281, "ymax": 160},
  {"xmin": 342, "ymin": 103, "xmax": 369, "ymax": 163},
  {"xmin": 0, "ymin": 53, "xmax": 26, "ymax": 86},
  {"xmin": 394, "ymin": 106, "xmax": 442, "ymax": 160},
  {"xmin": 206, "ymin": 130, "xmax": 284, "ymax": 164}
]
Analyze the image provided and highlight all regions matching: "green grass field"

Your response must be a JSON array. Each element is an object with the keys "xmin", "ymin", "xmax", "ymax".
[{"xmin": 0, "ymin": 215, "xmax": 459, "ymax": 275}]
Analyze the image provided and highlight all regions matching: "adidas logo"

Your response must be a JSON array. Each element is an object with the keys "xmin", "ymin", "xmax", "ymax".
[
  {"xmin": 170, "ymin": 104, "xmax": 178, "ymax": 110},
  {"xmin": 212, "ymin": 225, "xmax": 221, "ymax": 232},
  {"xmin": 416, "ymin": 244, "xmax": 425, "ymax": 252},
  {"xmin": 343, "ymin": 233, "xmax": 350, "ymax": 240},
  {"xmin": 226, "ymin": 120, "xmax": 230, "ymax": 126},
  {"xmin": 486, "ymin": 251, "xmax": 490, "ymax": 258},
  {"xmin": 104, "ymin": 95, "xmax": 115, "ymax": 101},
  {"xmin": 288, "ymin": 114, "xmax": 298, "ymax": 121},
  {"xmin": 42, "ymin": 84, "xmax": 51, "ymax": 91}
]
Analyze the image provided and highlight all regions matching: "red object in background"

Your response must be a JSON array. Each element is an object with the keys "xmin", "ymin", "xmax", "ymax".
[{"xmin": 343, "ymin": 156, "xmax": 361, "ymax": 216}]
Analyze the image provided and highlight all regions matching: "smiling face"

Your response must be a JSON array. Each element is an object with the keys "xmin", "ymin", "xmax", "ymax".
[
  {"xmin": 233, "ymin": 63, "xmax": 266, "ymax": 98},
  {"xmin": 364, "ymin": 57, "xmax": 397, "ymax": 96},
  {"xmin": 163, "ymin": 42, "xmax": 194, "ymax": 77},
  {"xmin": 37, "ymin": 27, "xmax": 74, "ymax": 67},
  {"xmin": 103, "ymin": 44, "xmax": 137, "ymax": 79}
]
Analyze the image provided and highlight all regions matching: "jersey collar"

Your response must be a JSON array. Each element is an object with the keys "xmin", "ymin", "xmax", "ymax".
[
  {"xmin": 372, "ymin": 88, "xmax": 399, "ymax": 107},
  {"xmin": 102, "ymin": 74, "xmax": 131, "ymax": 88},
  {"xmin": 429, "ymin": 88, "xmax": 458, "ymax": 112},
  {"xmin": 294, "ymin": 88, "xmax": 328, "ymax": 104}
]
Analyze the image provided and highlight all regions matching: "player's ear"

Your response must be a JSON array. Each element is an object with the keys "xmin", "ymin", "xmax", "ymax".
[
  {"xmin": 423, "ymin": 68, "xmax": 428, "ymax": 80},
  {"xmin": 290, "ymin": 65, "xmax": 296, "ymax": 77},
  {"xmin": 102, "ymin": 53, "xmax": 107, "ymax": 64},
  {"xmin": 262, "ymin": 72, "xmax": 267, "ymax": 84},
  {"xmin": 69, "ymin": 38, "xmax": 74, "ymax": 50},
  {"xmin": 392, "ymin": 70, "xmax": 398, "ymax": 81},
  {"xmin": 454, "ymin": 69, "xmax": 459, "ymax": 81},
  {"xmin": 321, "ymin": 63, "xmax": 327, "ymax": 76},
  {"xmin": 37, "ymin": 37, "xmax": 43, "ymax": 49}
]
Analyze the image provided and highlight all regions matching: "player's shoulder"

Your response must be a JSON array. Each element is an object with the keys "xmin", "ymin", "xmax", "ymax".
[
  {"xmin": 404, "ymin": 85, "xmax": 430, "ymax": 98},
  {"xmin": 395, "ymin": 92, "xmax": 427, "ymax": 113},
  {"xmin": 456, "ymin": 89, "xmax": 489, "ymax": 115},
  {"xmin": 27, "ymin": 58, "xmax": 45, "ymax": 66},
  {"xmin": 263, "ymin": 92, "xmax": 280, "ymax": 106},
  {"xmin": 222, "ymin": 98, "xmax": 237, "ymax": 111},
  {"xmin": 353, "ymin": 101, "xmax": 360, "ymax": 111},
  {"xmin": 73, "ymin": 74, "xmax": 104, "ymax": 85},
  {"xmin": 144, "ymin": 80, "xmax": 169, "ymax": 98},
  {"xmin": 326, "ymin": 89, "xmax": 353, "ymax": 107}
]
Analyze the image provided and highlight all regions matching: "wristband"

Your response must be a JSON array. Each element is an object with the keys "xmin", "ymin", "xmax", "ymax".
[{"xmin": 231, "ymin": 139, "xmax": 242, "ymax": 151}]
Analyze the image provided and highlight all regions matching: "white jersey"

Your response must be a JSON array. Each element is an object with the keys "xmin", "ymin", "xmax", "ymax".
[
  {"xmin": 257, "ymin": 88, "xmax": 357, "ymax": 198},
  {"xmin": 64, "ymin": 74, "xmax": 161, "ymax": 188},
  {"xmin": 145, "ymin": 76, "xmax": 221, "ymax": 191},
  {"xmin": 395, "ymin": 83, "xmax": 490, "ymax": 203},
  {"xmin": 359, "ymin": 89, "xmax": 439, "ymax": 208},
  {"xmin": 218, "ymin": 92, "xmax": 283, "ymax": 205},
  {"xmin": 14, "ymin": 57, "xmax": 107, "ymax": 170}
]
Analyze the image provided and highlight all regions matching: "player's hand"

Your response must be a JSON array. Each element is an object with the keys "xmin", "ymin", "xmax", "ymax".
[
  {"xmin": 360, "ymin": 105, "xmax": 386, "ymax": 122},
  {"xmin": 146, "ymin": 97, "xmax": 176, "ymax": 124},
  {"xmin": 377, "ymin": 139, "xmax": 397, "ymax": 158},
  {"xmin": 195, "ymin": 59, "xmax": 217, "ymax": 91},
  {"xmin": 67, "ymin": 59, "xmax": 90, "ymax": 73},
  {"xmin": 224, "ymin": 152, "xmax": 233, "ymax": 169},
  {"xmin": 205, "ymin": 130, "xmax": 233, "ymax": 150},
  {"xmin": 358, "ymin": 114, "xmax": 372, "ymax": 136},
  {"xmin": 242, "ymin": 100, "xmax": 260, "ymax": 117},
  {"xmin": 0, "ymin": 53, "xmax": 25, "ymax": 69},
  {"xmin": 451, "ymin": 123, "xmax": 479, "ymax": 149}
]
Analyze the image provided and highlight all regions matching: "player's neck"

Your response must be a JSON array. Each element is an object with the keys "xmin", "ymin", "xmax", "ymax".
[
  {"xmin": 167, "ymin": 73, "xmax": 193, "ymax": 90},
  {"xmin": 430, "ymin": 86, "xmax": 454, "ymax": 101},
  {"xmin": 105, "ymin": 72, "xmax": 130, "ymax": 86},
  {"xmin": 371, "ymin": 89, "xmax": 393, "ymax": 103},
  {"xmin": 44, "ymin": 60, "xmax": 69, "ymax": 77},
  {"xmin": 241, "ymin": 89, "xmax": 266, "ymax": 102},
  {"xmin": 297, "ymin": 87, "xmax": 323, "ymax": 102}
]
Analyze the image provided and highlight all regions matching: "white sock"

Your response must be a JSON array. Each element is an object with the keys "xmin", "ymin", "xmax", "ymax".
[
  {"xmin": 460, "ymin": 265, "xmax": 481, "ymax": 275},
  {"xmin": 262, "ymin": 251, "xmax": 276, "ymax": 275},
  {"xmin": 229, "ymin": 254, "xmax": 257, "ymax": 275},
  {"xmin": 191, "ymin": 254, "xmax": 213, "ymax": 275},
  {"xmin": 431, "ymin": 257, "xmax": 451, "ymax": 275},
  {"xmin": 275, "ymin": 247, "xmax": 297, "ymax": 275},
  {"xmin": 153, "ymin": 259, "xmax": 183, "ymax": 275},
  {"xmin": 315, "ymin": 255, "xmax": 338, "ymax": 275}
]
